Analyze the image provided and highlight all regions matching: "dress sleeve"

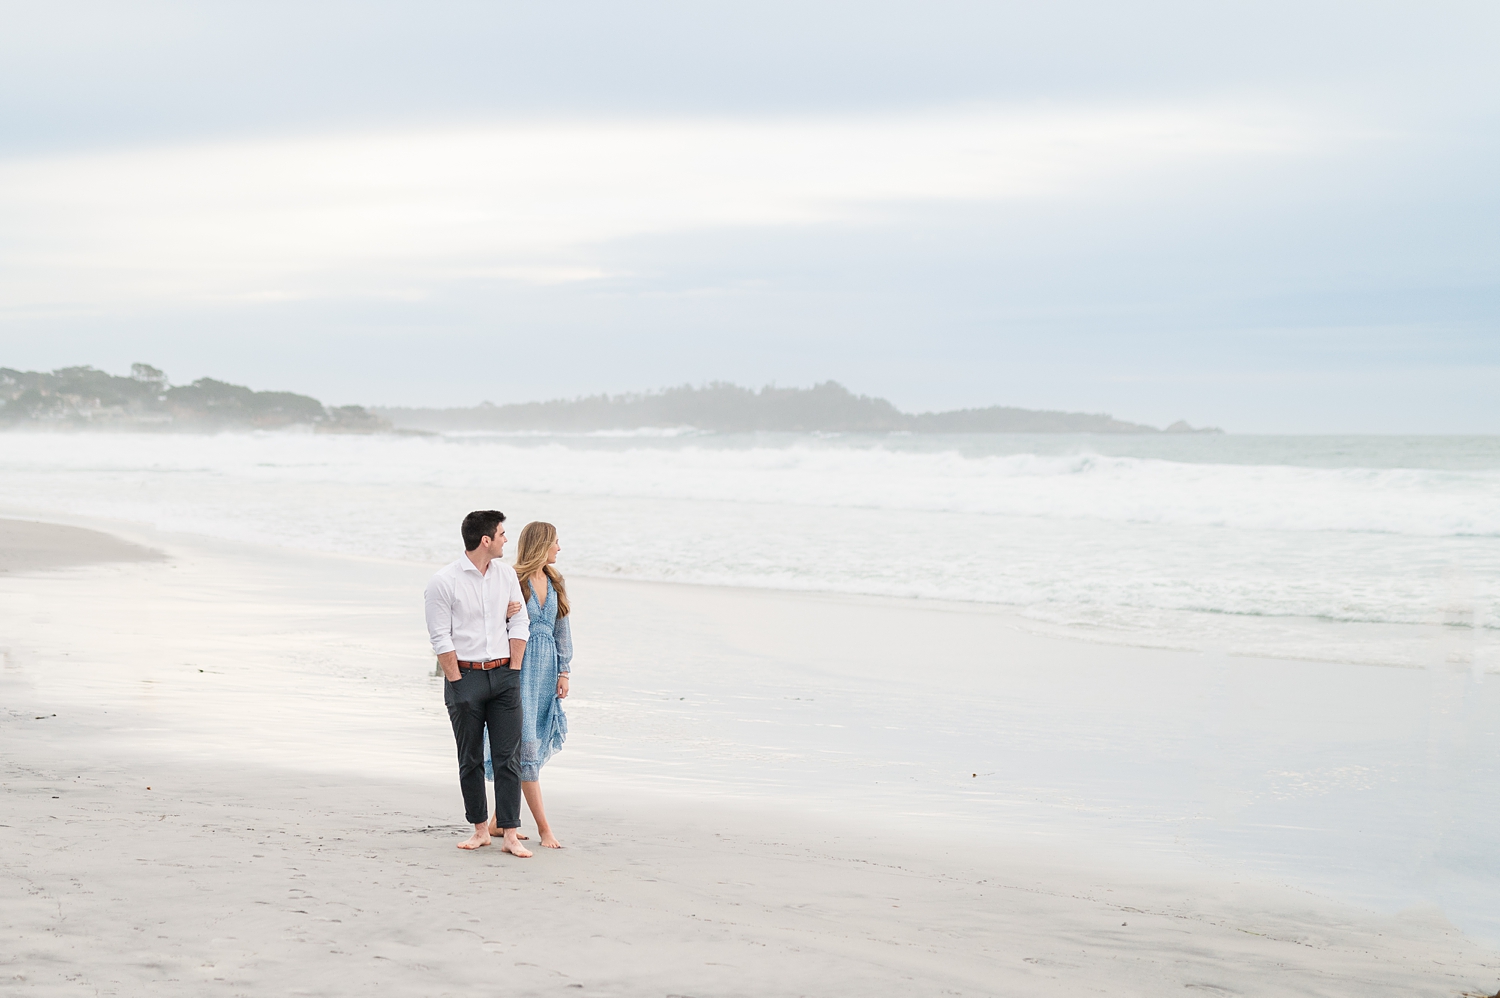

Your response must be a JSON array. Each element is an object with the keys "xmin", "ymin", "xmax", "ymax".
[{"xmin": 555, "ymin": 611, "xmax": 573, "ymax": 673}]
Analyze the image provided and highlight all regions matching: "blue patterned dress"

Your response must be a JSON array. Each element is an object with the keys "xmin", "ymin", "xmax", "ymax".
[
  {"xmin": 517, "ymin": 578, "xmax": 570, "ymax": 781},
  {"xmin": 483, "ymin": 578, "xmax": 571, "ymax": 784}
]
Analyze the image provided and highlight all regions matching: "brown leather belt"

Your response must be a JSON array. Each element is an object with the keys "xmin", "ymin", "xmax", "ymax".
[{"xmin": 457, "ymin": 658, "xmax": 510, "ymax": 671}]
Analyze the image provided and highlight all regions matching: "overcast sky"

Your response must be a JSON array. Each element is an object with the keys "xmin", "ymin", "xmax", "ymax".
[{"xmin": 1, "ymin": 1, "xmax": 1496, "ymax": 431}]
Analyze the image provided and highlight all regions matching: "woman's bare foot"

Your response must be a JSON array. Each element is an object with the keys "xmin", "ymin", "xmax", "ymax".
[
  {"xmin": 500, "ymin": 828, "xmax": 533, "ymax": 858},
  {"xmin": 457, "ymin": 823, "xmax": 491, "ymax": 850},
  {"xmin": 489, "ymin": 820, "xmax": 527, "ymax": 840},
  {"xmin": 521, "ymin": 781, "xmax": 558, "ymax": 849}
]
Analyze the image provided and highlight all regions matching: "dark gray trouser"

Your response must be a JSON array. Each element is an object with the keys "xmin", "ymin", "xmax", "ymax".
[{"xmin": 444, "ymin": 667, "xmax": 522, "ymax": 828}]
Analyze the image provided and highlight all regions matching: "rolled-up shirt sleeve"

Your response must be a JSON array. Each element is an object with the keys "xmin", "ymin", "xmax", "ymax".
[
  {"xmin": 504, "ymin": 566, "xmax": 530, "ymax": 643},
  {"xmin": 424, "ymin": 575, "xmax": 456, "ymax": 655}
]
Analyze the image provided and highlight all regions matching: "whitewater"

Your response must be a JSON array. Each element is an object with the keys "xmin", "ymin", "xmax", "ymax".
[{"xmin": 1, "ymin": 430, "xmax": 1496, "ymax": 670}]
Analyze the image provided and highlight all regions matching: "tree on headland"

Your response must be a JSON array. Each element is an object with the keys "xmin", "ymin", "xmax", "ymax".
[{"xmin": 130, "ymin": 363, "xmax": 168, "ymax": 389}]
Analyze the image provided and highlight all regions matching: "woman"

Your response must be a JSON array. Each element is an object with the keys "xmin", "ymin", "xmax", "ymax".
[{"xmin": 496, "ymin": 520, "xmax": 572, "ymax": 848}]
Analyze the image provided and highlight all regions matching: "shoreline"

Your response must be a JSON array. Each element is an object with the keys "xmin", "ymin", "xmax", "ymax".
[
  {"xmin": 0, "ymin": 517, "xmax": 163, "ymax": 574},
  {"xmin": 0, "ymin": 508, "xmax": 1467, "ymax": 675}
]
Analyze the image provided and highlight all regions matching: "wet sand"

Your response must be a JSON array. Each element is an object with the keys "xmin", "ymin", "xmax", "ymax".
[
  {"xmin": 1, "ymin": 518, "xmax": 1497, "ymax": 996},
  {"xmin": 0, "ymin": 518, "xmax": 161, "ymax": 573}
]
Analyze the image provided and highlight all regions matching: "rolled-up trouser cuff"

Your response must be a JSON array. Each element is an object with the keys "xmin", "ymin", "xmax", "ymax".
[{"xmin": 445, "ymin": 668, "xmax": 522, "ymax": 828}]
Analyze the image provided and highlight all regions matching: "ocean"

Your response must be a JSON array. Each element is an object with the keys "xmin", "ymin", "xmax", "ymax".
[
  {"xmin": 6, "ymin": 428, "xmax": 1500, "ymax": 941},
  {"xmin": 1, "ymin": 429, "xmax": 1495, "ymax": 672}
]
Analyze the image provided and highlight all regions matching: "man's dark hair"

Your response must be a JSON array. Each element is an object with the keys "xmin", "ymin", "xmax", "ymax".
[{"xmin": 461, "ymin": 510, "xmax": 506, "ymax": 552}]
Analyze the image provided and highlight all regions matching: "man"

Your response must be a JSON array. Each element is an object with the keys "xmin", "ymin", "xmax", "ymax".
[{"xmin": 424, "ymin": 510, "xmax": 533, "ymax": 856}]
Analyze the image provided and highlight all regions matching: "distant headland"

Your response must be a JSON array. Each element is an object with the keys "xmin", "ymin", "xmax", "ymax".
[
  {"xmin": 377, "ymin": 381, "xmax": 1220, "ymax": 434},
  {"xmin": 0, "ymin": 364, "xmax": 389, "ymax": 432},
  {"xmin": 1, "ymin": 365, "xmax": 1220, "ymax": 434}
]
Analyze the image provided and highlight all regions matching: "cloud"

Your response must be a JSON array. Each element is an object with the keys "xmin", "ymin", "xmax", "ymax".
[{"xmin": 0, "ymin": 104, "xmax": 1329, "ymax": 312}]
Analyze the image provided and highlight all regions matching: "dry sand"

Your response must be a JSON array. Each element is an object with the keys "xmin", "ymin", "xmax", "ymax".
[{"xmin": 2, "ymin": 518, "xmax": 1498, "ymax": 996}]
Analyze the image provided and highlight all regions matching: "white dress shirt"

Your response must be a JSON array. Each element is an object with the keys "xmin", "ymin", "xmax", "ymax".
[{"xmin": 424, "ymin": 555, "xmax": 530, "ymax": 660}]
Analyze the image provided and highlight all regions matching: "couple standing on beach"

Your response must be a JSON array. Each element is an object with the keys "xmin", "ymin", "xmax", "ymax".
[{"xmin": 423, "ymin": 510, "xmax": 573, "ymax": 857}]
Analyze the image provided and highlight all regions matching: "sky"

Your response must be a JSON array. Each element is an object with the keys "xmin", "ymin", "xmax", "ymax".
[{"xmin": 0, "ymin": 1, "xmax": 1497, "ymax": 431}]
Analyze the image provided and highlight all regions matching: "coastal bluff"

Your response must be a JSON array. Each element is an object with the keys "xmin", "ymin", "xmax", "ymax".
[{"xmin": 0, "ymin": 364, "xmax": 388, "ymax": 432}]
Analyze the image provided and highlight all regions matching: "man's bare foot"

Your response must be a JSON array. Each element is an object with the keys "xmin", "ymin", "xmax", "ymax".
[
  {"xmin": 457, "ymin": 824, "xmax": 491, "ymax": 850},
  {"xmin": 500, "ymin": 829, "xmax": 532, "ymax": 858},
  {"xmin": 538, "ymin": 831, "xmax": 562, "ymax": 849}
]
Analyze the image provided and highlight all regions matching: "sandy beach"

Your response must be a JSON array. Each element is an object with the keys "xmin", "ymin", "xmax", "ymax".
[{"xmin": 2, "ymin": 517, "xmax": 1498, "ymax": 996}]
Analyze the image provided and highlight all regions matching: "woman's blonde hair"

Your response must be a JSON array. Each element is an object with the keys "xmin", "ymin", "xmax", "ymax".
[{"xmin": 514, "ymin": 521, "xmax": 569, "ymax": 617}]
